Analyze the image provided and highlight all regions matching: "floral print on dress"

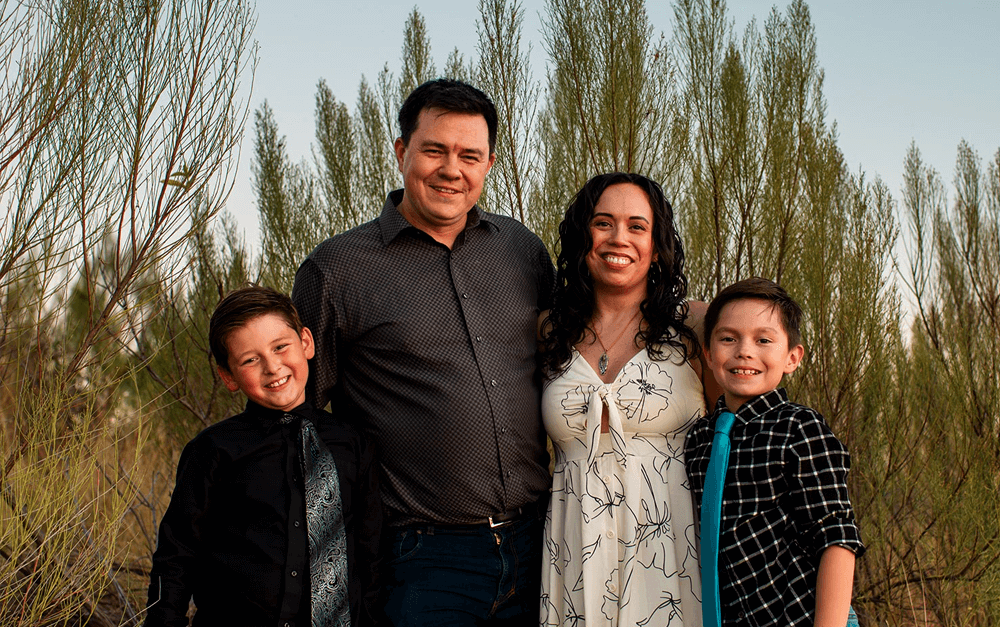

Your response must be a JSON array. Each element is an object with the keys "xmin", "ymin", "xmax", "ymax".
[{"xmin": 541, "ymin": 348, "xmax": 706, "ymax": 627}]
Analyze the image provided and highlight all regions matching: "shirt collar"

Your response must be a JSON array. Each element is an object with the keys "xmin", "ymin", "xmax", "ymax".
[
  {"xmin": 245, "ymin": 399, "xmax": 313, "ymax": 433},
  {"xmin": 711, "ymin": 387, "xmax": 789, "ymax": 426},
  {"xmin": 376, "ymin": 188, "xmax": 497, "ymax": 245}
]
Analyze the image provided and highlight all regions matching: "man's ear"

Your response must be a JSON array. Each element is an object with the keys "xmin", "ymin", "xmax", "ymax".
[
  {"xmin": 784, "ymin": 344, "xmax": 805, "ymax": 374},
  {"xmin": 394, "ymin": 137, "xmax": 406, "ymax": 171},
  {"xmin": 218, "ymin": 365, "xmax": 240, "ymax": 392}
]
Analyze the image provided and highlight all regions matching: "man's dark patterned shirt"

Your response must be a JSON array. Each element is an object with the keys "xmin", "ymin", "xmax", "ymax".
[
  {"xmin": 684, "ymin": 388, "xmax": 865, "ymax": 627},
  {"xmin": 292, "ymin": 190, "xmax": 554, "ymax": 526}
]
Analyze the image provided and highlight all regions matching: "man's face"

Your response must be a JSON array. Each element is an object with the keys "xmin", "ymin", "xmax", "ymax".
[{"xmin": 394, "ymin": 107, "xmax": 495, "ymax": 245}]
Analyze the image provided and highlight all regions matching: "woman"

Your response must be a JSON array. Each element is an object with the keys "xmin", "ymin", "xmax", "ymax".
[{"xmin": 539, "ymin": 172, "xmax": 708, "ymax": 627}]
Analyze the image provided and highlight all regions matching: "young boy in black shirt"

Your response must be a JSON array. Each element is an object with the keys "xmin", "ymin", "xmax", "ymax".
[{"xmin": 145, "ymin": 286, "xmax": 380, "ymax": 627}]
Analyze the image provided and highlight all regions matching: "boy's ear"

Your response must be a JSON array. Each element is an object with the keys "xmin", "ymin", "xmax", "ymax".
[
  {"xmin": 784, "ymin": 344, "xmax": 805, "ymax": 374},
  {"xmin": 300, "ymin": 326, "xmax": 315, "ymax": 360},
  {"xmin": 217, "ymin": 364, "xmax": 240, "ymax": 392}
]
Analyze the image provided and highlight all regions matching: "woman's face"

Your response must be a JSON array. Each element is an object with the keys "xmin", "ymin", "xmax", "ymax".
[{"xmin": 585, "ymin": 182, "xmax": 658, "ymax": 296}]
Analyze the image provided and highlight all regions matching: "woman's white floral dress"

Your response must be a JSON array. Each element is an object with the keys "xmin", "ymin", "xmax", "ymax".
[{"xmin": 541, "ymin": 347, "xmax": 705, "ymax": 627}]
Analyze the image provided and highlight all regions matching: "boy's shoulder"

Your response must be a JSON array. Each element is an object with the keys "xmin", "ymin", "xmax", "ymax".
[
  {"xmin": 180, "ymin": 405, "xmax": 271, "ymax": 456},
  {"xmin": 752, "ymin": 395, "xmax": 825, "ymax": 428}
]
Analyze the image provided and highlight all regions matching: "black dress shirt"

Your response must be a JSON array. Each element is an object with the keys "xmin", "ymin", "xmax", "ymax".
[
  {"xmin": 292, "ymin": 190, "xmax": 554, "ymax": 526},
  {"xmin": 144, "ymin": 401, "xmax": 381, "ymax": 627},
  {"xmin": 684, "ymin": 389, "xmax": 865, "ymax": 627}
]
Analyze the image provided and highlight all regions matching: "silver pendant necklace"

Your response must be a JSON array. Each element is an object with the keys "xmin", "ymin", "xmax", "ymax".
[{"xmin": 592, "ymin": 310, "xmax": 641, "ymax": 375}]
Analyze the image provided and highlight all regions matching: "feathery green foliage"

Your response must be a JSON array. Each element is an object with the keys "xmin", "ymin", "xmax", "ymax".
[{"xmin": 0, "ymin": 0, "xmax": 256, "ymax": 623}]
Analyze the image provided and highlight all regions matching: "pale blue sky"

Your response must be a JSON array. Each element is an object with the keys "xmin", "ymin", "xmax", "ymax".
[{"xmin": 230, "ymin": 0, "xmax": 1000, "ymax": 244}]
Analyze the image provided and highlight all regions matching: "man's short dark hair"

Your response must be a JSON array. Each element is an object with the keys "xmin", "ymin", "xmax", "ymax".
[
  {"xmin": 703, "ymin": 277, "xmax": 803, "ymax": 348},
  {"xmin": 398, "ymin": 78, "xmax": 498, "ymax": 153},
  {"xmin": 209, "ymin": 285, "xmax": 304, "ymax": 371}
]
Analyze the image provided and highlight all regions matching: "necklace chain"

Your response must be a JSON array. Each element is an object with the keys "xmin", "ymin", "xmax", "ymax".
[{"xmin": 593, "ymin": 310, "xmax": 641, "ymax": 375}]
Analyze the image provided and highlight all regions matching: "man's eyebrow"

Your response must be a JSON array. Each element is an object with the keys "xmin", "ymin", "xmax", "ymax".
[{"xmin": 418, "ymin": 139, "xmax": 486, "ymax": 157}]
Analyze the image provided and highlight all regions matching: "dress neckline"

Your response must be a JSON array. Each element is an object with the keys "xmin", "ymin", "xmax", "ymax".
[{"xmin": 572, "ymin": 346, "xmax": 648, "ymax": 384}]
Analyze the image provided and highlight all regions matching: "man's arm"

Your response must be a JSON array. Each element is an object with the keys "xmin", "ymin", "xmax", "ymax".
[
  {"xmin": 813, "ymin": 545, "xmax": 856, "ymax": 627},
  {"xmin": 684, "ymin": 300, "xmax": 723, "ymax": 409},
  {"xmin": 292, "ymin": 257, "xmax": 338, "ymax": 408}
]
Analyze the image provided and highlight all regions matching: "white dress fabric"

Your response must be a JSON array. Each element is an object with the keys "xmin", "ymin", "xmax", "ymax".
[{"xmin": 541, "ymin": 346, "xmax": 705, "ymax": 627}]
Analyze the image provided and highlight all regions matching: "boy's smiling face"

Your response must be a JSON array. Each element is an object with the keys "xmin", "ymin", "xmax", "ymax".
[
  {"xmin": 706, "ymin": 298, "xmax": 804, "ymax": 411},
  {"xmin": 218, "ymin": 313, "xmax": 314, "ymax": 412}
]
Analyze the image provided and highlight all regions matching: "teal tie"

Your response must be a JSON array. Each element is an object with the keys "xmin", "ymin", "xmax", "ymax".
[{"xmin": 701, "ymin": 410, "xmax": 736, "ymax": 627}]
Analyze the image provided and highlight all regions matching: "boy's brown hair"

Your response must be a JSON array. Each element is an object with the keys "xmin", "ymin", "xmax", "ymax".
[
  {"xmin": 703, "ymin": 277, "xmax": 803, "ymax": 348},
  {"xmin": 209, "ymin": 286, "xmax": 305, "ymax": 371}
]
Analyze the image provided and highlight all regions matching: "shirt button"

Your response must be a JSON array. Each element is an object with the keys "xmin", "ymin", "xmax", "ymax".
[
  {"xmin": 475, "ymin": 335, "xmax": 482, "ymax": 342},
  {"xmin": 500, "ymin": 427, "xmax": 507, "ymax": 434},
  {"xmin": 606, "ymin": 529, "xmax": 614, "ymax": 539},
  {"xmin": 293, "ymin": 520, "xmax": 300, "ymax": 527},
  {"xmin": 291, "ymin": 570, "xmax": 298, "ymax": 577},
  {"xmin": 506, "ymin": 470, "xmax": 512, "ymax": 478},
  {"xmin": 491, "ymin": 379, "xmax": 497, "ymax": 387},
  {"xmin": 462, "ymin": 292, "xmax": 470, "ymax": 299}
]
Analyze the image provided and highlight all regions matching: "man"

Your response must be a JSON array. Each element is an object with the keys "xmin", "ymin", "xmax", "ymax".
[{"xmin": 292, "ymin": 79, "xmax": 554, "ymax": 626}]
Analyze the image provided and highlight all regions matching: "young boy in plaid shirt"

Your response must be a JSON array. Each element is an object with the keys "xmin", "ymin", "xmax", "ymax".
[{"xmin": 685, "ymin": 278, "xmax": 864, "ymax": 627}]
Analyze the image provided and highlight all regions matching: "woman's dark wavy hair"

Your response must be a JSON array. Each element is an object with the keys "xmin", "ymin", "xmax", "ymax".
[{"xmin": 539, "ymin": 172, "xmax": 699, "ymax": 378}]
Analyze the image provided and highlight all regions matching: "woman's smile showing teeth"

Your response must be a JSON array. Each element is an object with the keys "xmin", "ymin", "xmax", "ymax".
[{"xmin": 603, "ymin": 254, "xmax": 631, "ymax": 266}]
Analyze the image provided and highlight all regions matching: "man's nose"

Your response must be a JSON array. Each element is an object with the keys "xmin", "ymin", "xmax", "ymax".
[{"xmin": 439, "ymin": 154, "xmax": 461, "ymax": 178}]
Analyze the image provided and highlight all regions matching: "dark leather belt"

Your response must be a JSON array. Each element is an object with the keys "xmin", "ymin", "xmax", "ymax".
[
  {"xmin": 391, "ymin": 498, "xmax": 548, "ymax": 531},
  {"xmin": 472, "ymin": 499, "xmax": 547, "ymax": 528}
]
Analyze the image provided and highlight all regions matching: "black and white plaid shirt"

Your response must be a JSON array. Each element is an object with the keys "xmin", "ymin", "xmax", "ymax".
[{"xmin": 684, "ymin": 388, "xmax": 865, "ymax": 627}]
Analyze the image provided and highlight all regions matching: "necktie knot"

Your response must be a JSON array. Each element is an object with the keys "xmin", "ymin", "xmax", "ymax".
[{"xmin": 715, "ymin": 411, "xmax": 736, "ymax": 436}]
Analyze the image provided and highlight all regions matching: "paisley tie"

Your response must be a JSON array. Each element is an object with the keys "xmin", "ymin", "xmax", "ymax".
[
  {"xmin": 701, "ymin": 410, "xmax": 736, "ymax": 627},
  {"xmin": 286, "ymin": 414, "xmax": 351, "ymax": 627}
]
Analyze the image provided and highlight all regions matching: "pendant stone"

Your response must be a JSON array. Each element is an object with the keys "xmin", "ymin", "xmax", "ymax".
[{"xmin": 598, "ymin": 352, "xmax": 609, "ymax": 375}]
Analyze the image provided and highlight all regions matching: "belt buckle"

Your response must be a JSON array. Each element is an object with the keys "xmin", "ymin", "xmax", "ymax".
[{"xmin": 488, "ymin": 515, "xmax": 510, "ymax": 528}]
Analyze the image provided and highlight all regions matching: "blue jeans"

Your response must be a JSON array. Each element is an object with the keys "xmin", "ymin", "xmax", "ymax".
[{"xmin": 381, "ymin": 514, "xmax": 543, "ymax": 626}]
